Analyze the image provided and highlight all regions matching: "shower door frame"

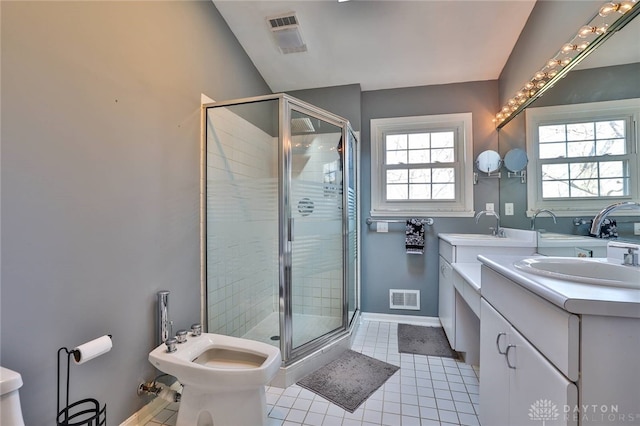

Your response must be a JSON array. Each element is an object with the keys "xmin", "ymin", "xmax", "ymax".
[
  {"xmin": 281, "ymin": 95, "xmax": 358, "ymax": 364},
  {"xmin": 201, "ymin": 93, "xmax": 359, "ymax": 366}
]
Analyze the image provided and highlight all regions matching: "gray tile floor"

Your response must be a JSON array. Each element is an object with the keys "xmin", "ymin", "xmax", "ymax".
[{"xmin": 144, "ymin": 319, "xmax": 480, "ymax": 426}]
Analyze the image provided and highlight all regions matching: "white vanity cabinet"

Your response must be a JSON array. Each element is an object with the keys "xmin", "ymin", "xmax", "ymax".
[
  {"xmin": 437, "ymin": 231, "xmax": 537, "ymax": 363},
  {"xmin": 438, "ymin": 254, "xmax": 455, "ymax": 345},
  {"xmin": 479, "ymin": 256, "xmax": 640, "ymax": 426},
  {"xmin": 480, "ymin": 299, "xmax": 578, "ymax": 426}
]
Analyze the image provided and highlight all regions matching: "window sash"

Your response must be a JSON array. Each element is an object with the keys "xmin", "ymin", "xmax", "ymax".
[
  {"xmin": 370, "ymin": 113, "xmax": 474, "ymax": 217},
  {"xmin": 525, "ymin": 99, "xmax": 640, "ymax": 216}
]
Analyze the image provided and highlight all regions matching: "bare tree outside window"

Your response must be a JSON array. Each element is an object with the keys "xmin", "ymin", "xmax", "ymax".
[{"xmin": 539, "ymin": 120, "xmax": 628, "ymax": 199}]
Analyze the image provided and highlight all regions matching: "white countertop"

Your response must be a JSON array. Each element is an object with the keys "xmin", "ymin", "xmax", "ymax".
[
  {"xmin": 452, "ymin": 263, "xmax": 481, "ymax": 293},
  {"xmin": 478, "ymin": 254, "xmax": 640, "ymax": 318},
  {"xmin": 439, "ymin": 228, "xmax": 536, "ymax": 248}
]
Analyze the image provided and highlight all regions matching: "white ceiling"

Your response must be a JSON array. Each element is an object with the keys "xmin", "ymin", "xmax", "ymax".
[
  {"xmin": 214, "ymin": 1, "xmax": 640, "ymax": 94},
  {"xmin": 213, "ymin": 0, "xmax": 537, "ymax": 92}
]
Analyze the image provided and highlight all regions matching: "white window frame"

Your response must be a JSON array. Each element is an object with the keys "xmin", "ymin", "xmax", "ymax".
[
  {"xmin": 370, "ymin": 113, "xmax": 474, "ymax": 217},
  {"xmin": 526, "ymin": 98, "xmax": 640, "ymax": 217}
]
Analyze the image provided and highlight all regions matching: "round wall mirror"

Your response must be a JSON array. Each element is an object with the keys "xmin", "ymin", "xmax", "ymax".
[
  {"xmin": 475, "ymin": 150, "xmax": 502, "ymax": 174},
  {"xmin": 504, "ymin": 148, "xmax": 528, "ymax": 173}
]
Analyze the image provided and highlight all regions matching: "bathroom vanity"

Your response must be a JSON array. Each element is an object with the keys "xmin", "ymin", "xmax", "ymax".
[
  {"xmin": 437, "ymin": 229, "xmax": 537, "ymax": 364},
  {"xmin": 478, "ymin": 254, "xmax": 640, "ymax": 426}
]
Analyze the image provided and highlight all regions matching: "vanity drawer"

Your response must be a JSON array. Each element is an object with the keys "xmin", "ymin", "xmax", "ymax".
[
  {"xmin": 439, "ymin": 239, "xmax": 455, "ymax": 263},
  {"xmin": 481, "ymin": 266, "xmax": 580, "ymax": 382}
]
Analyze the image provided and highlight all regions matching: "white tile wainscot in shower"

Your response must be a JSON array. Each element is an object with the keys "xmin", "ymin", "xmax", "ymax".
[{"xmin": 140, "ymin": 319, "xmax": 480, "ymax": 426}]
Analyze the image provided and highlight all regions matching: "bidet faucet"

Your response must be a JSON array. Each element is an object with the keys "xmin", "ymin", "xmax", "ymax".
[
  {"xmin": 590, "ymin": 202, "xmax": 640, "ymax": 237},
  {"xmin": 157, "ymin": 291, "xmax": 172, "ymax": 347},
  {"xmin": 531, "ymin": 209, "xmax": 557, "ymax": 230},
  {"xmin": 475, "ymin": 210, "xmax": 504, "ymax": 237}
]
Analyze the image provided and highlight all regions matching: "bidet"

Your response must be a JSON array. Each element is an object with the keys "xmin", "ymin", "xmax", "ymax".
[{"xmin": 149, "ymin": 332, "xmax": 281, "ymax": 426}]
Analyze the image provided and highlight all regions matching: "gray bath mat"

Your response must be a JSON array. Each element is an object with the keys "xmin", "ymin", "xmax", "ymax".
[
  {"xmin": 397, "ymin": 324, "xmax": 457, "ymax": 358},
  {"xmin": 296, "ymin": 350, "xmax": 399, "ymax": 413}
]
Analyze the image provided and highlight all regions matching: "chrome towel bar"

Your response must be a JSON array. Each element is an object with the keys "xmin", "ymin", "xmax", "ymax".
[{"xmin": 366, "ymin": 217, "xmax": 434, "ymax": 226}]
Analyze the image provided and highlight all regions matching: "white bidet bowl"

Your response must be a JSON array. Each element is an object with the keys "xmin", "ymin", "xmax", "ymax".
[{"xmin": 149, "ymin": 333, "xmax": 281, "ymax": 426}]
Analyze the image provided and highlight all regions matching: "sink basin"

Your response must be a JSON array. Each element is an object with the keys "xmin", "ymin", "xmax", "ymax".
[{"xmin": 514, "ymin": 257, "xmax": 640, "ymax": 288}]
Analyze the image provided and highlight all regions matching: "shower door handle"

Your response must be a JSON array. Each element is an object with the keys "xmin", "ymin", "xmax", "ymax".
[{"xmin": 288, "ymin": 218, "xmax": 294, "ymax": 242}]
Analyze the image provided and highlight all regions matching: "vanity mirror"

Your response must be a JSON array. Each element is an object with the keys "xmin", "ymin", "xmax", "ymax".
[
  {"xmin": 497, "ymin": 1, "xmax": 640, "ymax": 241},
  {"xmin": 476, "ymin": 150, "xmax": 502, "ymax": 174},
  {"xmin": 504, "ymin": 148, "xmax": 528, "ymax": 183},
  {"xmin": 474, "ymin": 150, "xmax": 502, "ymax": 184}
]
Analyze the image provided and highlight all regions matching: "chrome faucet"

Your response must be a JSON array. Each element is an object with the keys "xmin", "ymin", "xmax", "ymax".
[
  {"xmin": 157, "ymin": 291, "xmax": 172, "ymax": 347},
  {"xmin": 475, "ymin": 210, "xmax": 504, "ymax": 237},
  {"xmin": 531, "ymin": 209, "xmax": 557, "ymax": 230},
  {"xmin": 589, "ymin": 202, "xmax": 640, "ymax": 237}
]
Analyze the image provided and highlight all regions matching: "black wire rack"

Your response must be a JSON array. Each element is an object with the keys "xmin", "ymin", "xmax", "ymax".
[{"xmin": 56, "ymin": 347, "xmax": 106, "ymax": 426}]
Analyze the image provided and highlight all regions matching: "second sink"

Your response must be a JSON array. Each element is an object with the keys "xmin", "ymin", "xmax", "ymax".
[{"xmin": 514, "ymin": 257, "xmax": 640, "ymax": 288}]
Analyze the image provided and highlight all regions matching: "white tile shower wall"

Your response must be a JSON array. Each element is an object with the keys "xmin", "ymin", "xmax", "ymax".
[
  {"xmin": 206, "ymin": 107, "xmax": 279, "ymax": 337},
  {"xmin": 290, "ymin": 133, "xmax": 343, "ymax": 319}
]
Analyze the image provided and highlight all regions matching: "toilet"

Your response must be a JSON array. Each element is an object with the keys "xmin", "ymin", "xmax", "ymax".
[
  {"xmin": 149, "ymin": 332, "xmax": 281, "ymax": 426},
  {"xmin": 0, "ymin": 366, "xmax": 26, "ymax": 426}
]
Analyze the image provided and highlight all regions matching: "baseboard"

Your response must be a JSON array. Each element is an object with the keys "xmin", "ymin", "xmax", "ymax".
[
  {"xmin": 120, "ymin": 399, "xmax": 169, "ymax": 426},
  {"xmin": 361, "ymin": 312, "xmax": 441, "ymax": 327}
]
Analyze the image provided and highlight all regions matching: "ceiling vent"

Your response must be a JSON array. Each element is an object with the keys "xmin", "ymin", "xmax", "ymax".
[
  {"xmin": 291, "ymin": 117, "xmax": 315, "ymax": 134},
  {"xmin": 267, "ymin": 13, "xmax": 307, "ymax": 54}
]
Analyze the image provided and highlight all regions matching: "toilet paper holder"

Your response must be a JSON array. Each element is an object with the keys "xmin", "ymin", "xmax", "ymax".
[{"xmin": 57, "ymin": 335, "xmax": 111, "ymax": 426}]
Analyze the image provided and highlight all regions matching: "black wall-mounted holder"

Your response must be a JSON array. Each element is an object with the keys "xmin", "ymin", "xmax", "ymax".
[{"xmin": 56, "ymin": 345, "xmax": 107, "ymax": 426}]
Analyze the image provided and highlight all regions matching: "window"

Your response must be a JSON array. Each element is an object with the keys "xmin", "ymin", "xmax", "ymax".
[
  {"xmin": 370, "ymin": 113, "xmax": 474, "ymax": 217},
  {"xmin": 526, "ymin": 99, "xmax": 640, "ymax": 216}
]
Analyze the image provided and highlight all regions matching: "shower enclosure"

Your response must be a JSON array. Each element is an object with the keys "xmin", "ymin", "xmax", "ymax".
[{"xmin": 202, "ymin": 94, "xmax": 359, "ymax": 365}]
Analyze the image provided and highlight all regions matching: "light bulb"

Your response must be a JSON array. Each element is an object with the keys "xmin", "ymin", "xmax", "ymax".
[
  {"xmin": 496, "ymin": 112, "xmax": 504, "ymax": 120},
  {"xmin": 536, "ymin": 80, "xmax": 546, "ymax": 89},
  {"xmin": 510, "ymin": 104, "xmax": 519, "ymax": 112},
  {"xmin": 547, "ymin": 58, "xmax": 562, "ymax": 68},
  {"xmin": 560, "ymin": 57, "xmax": 572, "ymax": 66},
  {"xmin": 534, "ymin": 71, "xmax": 546, "ymax": 80},
  {"xmin": 524, "ymin": 82, "xmax": 535, "ymax": 90},
  {"xmin": 599, "ymin": 2, "xmax": 619, "ymax": 16},
  {"xmin": 508, "ymin": 98, "xmax": 517, "ymax": 106},
  {"xmin": 577, "ymin": 25, "xmax": 606, "ymax": 38},
  {"xmin": 502, "ymin": 106, "xmax": 511, "ymax": 113},
  {"xmin": 619, "ymin": 1, "xmax": 635, "ymax": 13}
]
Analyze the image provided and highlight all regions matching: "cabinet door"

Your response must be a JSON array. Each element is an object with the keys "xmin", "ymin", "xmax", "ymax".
[
  {"xmin": 438, "ymin": 256, "xmax": 455, "ymax": 347},
  {"xmin": 479, "ymin": 299, "xmax": 510, "ymax": 426},
  {"xmin": 508, "ymin": 327, "xmax": 578, "ymax": 426}
]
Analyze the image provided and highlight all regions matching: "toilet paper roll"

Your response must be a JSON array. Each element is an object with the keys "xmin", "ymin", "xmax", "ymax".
[{"xmin": 73, "ymin": 335, "xmax": 112, "ymax": 365}]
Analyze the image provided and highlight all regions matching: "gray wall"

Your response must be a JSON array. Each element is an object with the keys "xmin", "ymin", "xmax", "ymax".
[
  {"xmin": 288, "ymin": 84, "xmax": 362, "ymax": 132},
  {"xmin": 360, "ymin": 81, "xmax": 500, "ymax": 316},
  {"xmin": 1, "ymin": 1, "xmax": 270, "ymax": 424}
]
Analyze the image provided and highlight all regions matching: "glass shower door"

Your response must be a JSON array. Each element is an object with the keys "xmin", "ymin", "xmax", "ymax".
[{"xmin": 287, "ymin": 108, "xmax": 345, "ymax": 350}]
